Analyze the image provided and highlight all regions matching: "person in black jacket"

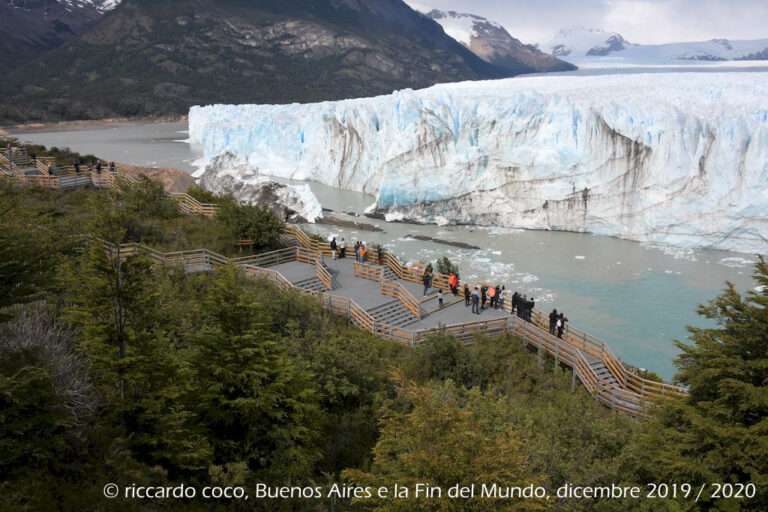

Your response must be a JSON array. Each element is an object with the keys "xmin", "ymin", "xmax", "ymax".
[
  {"xmin": 422, "ymin": 266, "xmax": 432, "ymax": 296},
  {"xmin": 330, "ymin": 237, "xmax": 337, "ymax": 260},
  {"xmin": 557, "ymin": 313, "xmax": 568, "ymax": 339},
  {"xmin": 549, "ymin": 309, "xmax": 558, "ymax": 335},
  {"xmin": 464, "ymin": 284, "xmax": 471, "ymax": 307}
]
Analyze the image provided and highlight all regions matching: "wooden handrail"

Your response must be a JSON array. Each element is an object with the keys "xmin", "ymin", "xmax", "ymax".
[
  {"xmin": 353, "ymin": 261, "xmax": 384, "ymax": 282},
  {"xmin": 315, "ymin": 258, "xmax": 333, "ymax": 291},
  {"xmin": 380, "ymin": 279, "xmax": 421, "ymax": 318}
]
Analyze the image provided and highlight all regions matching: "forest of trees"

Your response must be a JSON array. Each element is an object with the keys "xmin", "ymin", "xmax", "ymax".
[{"xmin": 0, "ymin": 172, "xmax": 766, "ymax": 511}]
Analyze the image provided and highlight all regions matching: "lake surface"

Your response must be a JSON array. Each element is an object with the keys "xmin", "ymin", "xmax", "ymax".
[{"xmin": 14, "ymin": 122, "xmax": 760, "ymax": 381}]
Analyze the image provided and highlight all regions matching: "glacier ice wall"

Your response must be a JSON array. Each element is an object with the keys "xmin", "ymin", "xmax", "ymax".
[{"xmin": 189, "ymin": 72, "xmax": 768, "ymax": 252}]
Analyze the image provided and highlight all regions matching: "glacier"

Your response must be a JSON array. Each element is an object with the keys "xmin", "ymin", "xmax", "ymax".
[{"xmin": 189, "ymin": 72, "xmax": 768, "ymax": 253}]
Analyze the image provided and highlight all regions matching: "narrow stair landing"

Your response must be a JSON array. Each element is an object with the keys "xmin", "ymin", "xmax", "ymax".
[{"xmin": 367, "ymin": 299, "xmax": 419, "ymax": 327}]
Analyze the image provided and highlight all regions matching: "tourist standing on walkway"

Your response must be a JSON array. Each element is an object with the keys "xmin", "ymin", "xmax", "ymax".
[
  {"xmin": 517, "ymin": 295, "xmax": 526, "ymax": 318},
  {"xmin": 471, "ymin": 287, "xmax": 480, "ymax": 314},
  {"xmin": 359, "ymin": 244, "xmax": 367, "ymax": 263},
  {"xmin": 511, "ymin": 292, "xmax": 519, "ymax": 315},
  {"xmin": 449, "ymin": 273, "xmax": 458, "ymax": 295},
  {"xmin": 377, "ymin": 244, "xmax": 383, "ymax": 265},
  {"xmin": 527, "ymin": 297, "xmax": 535, "ymax": 322},
  {"xmin": 464, "ymin": 284, "xmax": 470, "ymax": 307},
  {"xmin": 422, "ymin": 264, "xmax": 433, "ymax": 296},
  {"xmin": 109, "ymin": 162, "xmax": 116, "ymax": 173},
  {"xmin": 438, "ymin": 289, "xmax": 444, "ymax": 309},
  {"xmin": 489, "ymin": 285, "xmax": 497, "ymax": 308},
  {"xmin": 339, "ymin": 238, "xmax": 346, "ymax": 259},
  {"xmin": 498, "ymin": 286, "xmax": 506, "ymax": 310},
  {"xmin": 557, "ymin": 313, "xmax": 568, "ymax": 339},
  {"xmin": 480, "ymin": 286, "xmax": 487, "ymax": 310},
  {"xmin": 330, "ymin": 238, "xmax": 337, "ymax": 260},
  {"xmin": 549, "ymin": 309, "xmax": 558, "ymax": 335}
]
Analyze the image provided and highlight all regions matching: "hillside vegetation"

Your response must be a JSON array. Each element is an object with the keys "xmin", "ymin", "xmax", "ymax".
[{"xmin": 0, "ymin": 173, "xmax": 766, "ymax": 511}]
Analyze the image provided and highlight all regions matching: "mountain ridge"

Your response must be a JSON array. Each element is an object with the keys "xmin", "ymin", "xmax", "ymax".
[
  {"xmin": 420, "ymin": 8, "xmax": 575, "ymax": 73},
  {"xmin": 0, "ymin": 0, "xmax": 517, "ymax": 124},
  {"xmin": 541, "ymin": 27, "xmax": 768, "ymax": 61},
  {"xmin": 0, "ymin": 0, "xmax": 119, "ymax": 68}
]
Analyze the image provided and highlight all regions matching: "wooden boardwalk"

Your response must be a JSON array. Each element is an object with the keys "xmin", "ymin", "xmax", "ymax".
[
  {"xmin": 104, "ymin": 225, "xmax": 687, "ymax": 419},
  {"xmin": 2, "ymin": 144, "xmax": 688, "ymax": 418}
]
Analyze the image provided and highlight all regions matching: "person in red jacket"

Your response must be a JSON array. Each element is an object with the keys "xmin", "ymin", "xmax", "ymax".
[{"xmin": 448, "ymin": 273, "xmax": 458, "ymax": 295}]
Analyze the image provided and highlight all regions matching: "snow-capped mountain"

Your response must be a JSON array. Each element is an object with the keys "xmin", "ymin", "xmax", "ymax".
[
  {"xmin": 1, "ymin": 0, "xmax": 121, "ymax": 68},
  {"xmin": 611, "ymin": 38, "xmax": 768, "ymax": 61},
  {"xmin": 419, "ymin": 8, "xmax": 574, "ymax": 72},
  {"xmin": 189, "ymin": 72, "xmax": 768, "ymax": 253},
  {"xmin": 541, "ymin": 27, "xmax": 632, "ymax": 57},
  {"xmin": 541, "ymin": 27, "xmax": 768, "ymax": 62},
  {"xmin": 52, "ymin": 0, "xmax": 119, "ymax": 13}
]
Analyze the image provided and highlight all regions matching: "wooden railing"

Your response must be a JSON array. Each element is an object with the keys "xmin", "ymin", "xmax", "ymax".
[
  {"xmin": 169, "ymin": 192, "xmax": 219, "ymax": 217},
  {"xmin": 380, "ymin": 279, "xmax": 422, "ymax": 318},
  {"xmin": 315, "ymin": 257, "xmax": 333, "ymax": 291},
  {"xmin": 35, "ymin": 157, "xmax": 56, "ymax": 176},
  {"xmin": 418, "ymin": 317, "xmax": 509, "ymax": 344},
  {"xmin": 296, "ymin": 246, "xmax": 320, "ymax": 265},
  {"xmin": 353, "ymin": 261, "xmax": 384, "ymax": 282},
  {"xmin": 230, "ymin": 247, "xmax": 296, "ymax": 268}
]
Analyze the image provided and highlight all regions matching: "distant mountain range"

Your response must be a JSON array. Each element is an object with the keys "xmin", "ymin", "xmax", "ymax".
[
  {"xmin": 540, "ymin": 28, "xmax": 632, "ymax": 57},
  {"xmin": 540, "ymin": 27, "xmax": 768, "ymax": 62},
  {"xmin": 420, "ymin": 9, "xmax": 574, "ymax": 73},
  {"xmin": 1, "ymin": 0, "xmax": 524, "ymax": 124},
  {"xmin": 0, "ymin": 0, "xmax": 119, "ymax": 68}
]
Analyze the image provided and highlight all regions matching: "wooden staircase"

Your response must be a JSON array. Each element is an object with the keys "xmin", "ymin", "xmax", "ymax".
[
  {"xmin": 367, "ymin": 300, "xmax": 419, "ymax": 327},
  {"xmin": 294, "ymin": 276, "xmax": 328, "ymax": 292}
]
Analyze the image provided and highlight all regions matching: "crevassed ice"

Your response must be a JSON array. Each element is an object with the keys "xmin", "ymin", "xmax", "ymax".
[{"xmin": 189, "ymin": 72, "xmax": 768, "ymax": 253}]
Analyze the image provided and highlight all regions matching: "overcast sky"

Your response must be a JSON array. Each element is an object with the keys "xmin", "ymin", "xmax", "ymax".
[{"xmin": 406, "ymin": 0, "xmax": 768, "ymax": 45}]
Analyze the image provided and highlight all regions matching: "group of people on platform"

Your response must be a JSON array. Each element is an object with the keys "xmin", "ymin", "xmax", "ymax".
[
  {"xmin": 71, "ymin": 159, "xmax": 116, "ymax": 177},
  {"xmin": 327, "ymin": 236, "xmax": 570, "ymax": 339},
  {"xmin": 329, "ymin": 237, "xmax": 383, "ymax": 265}
]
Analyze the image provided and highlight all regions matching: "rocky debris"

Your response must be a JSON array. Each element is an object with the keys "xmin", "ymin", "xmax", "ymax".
[
  {"xmin": 404, "ymin": 234, "xmax": 480, "ymax": 250},
  {"xmin": 316, "ymin": 217, "xmax": 383, "ymax": 232}
]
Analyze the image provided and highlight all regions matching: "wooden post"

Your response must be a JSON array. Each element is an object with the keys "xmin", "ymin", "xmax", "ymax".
[
  {"xmin": 571, "ymin": 366, "xmax": 577, "ymax": 392},
  {"xmin": 537, "ymin": 346, "xmax": 543, "ymax": 369}
]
